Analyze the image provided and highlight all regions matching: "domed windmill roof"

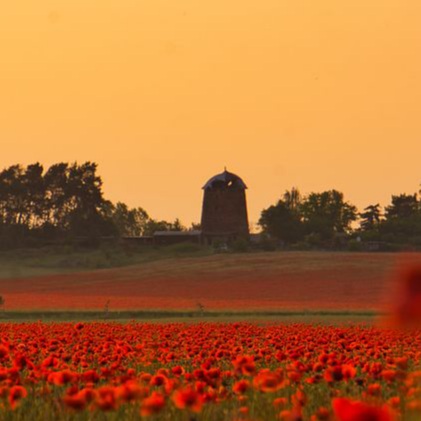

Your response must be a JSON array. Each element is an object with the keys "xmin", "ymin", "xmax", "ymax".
[{"xmin": 202, "ymin": 169, "xmax": 247, "ymax": 190}]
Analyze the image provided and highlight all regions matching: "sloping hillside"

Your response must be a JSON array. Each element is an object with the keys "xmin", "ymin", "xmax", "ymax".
[{"xmin": 0, "ymin": 251, "xmax": 408, "ymax": 311}]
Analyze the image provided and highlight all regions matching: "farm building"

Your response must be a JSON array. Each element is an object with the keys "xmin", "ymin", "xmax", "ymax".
[{"xmin": 153, "ymin": 230, "xmax": 202, "ymax": 245}]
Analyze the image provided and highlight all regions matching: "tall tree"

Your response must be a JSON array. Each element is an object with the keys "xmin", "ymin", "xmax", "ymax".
[
  {"xmin": 43, "ymin": 162, "xmax": 70, "ymax": 229},
  {"xmin": 301, "ymin": 190, "xmax": 357, "ymax": 239},
  {"xmin": 0, "ymin": 165, "xmax": 25, "ymax": 226},
  {"xmin": 380, "ymin": 193, "xmax": 421, "ymax": 243},
  {"xmin": 171, "ymin": 218, "xmax": 185, "ymax": 231},
  {"xmin": 385, "ymin": 194, "xmax": 418, "ymax": 219},
  {"xmin": 21, "ymin": 163, "xmax": 45, "ymax": 228},
  {"xmin": 259, "ymin": 189, "xmax": 304, "ymax": 243},
  {"xmin": 283, "ymin": 187, "xmax": 301, "ymax": 211},
  {"xmin": 360, "ymin": 204, "xmax": 382, "ymax": 231},
  {"xmin": 143, "ymin": 219, "xmax": 186, "ymax": 236},
  {"xmin": 64, "ymin": 162, "xmax": 109, "ymax": 237},
  {"xmin": 111, "ymin": 202, "xmax": 150, "ymax": 236}
]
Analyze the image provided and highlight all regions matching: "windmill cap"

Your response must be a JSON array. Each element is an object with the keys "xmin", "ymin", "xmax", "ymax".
[{"xmin": 203, "ymin": 169, "xmax": 247, "ymax": 190}]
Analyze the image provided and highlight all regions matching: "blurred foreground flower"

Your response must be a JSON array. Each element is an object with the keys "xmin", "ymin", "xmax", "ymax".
[
  {"xmin": 333, "ymin": 398, "xmax": 394, "ymax": 421},
  {"xmin": 389, "ymin": 265, "xmax": 421, "ymax": 328}
]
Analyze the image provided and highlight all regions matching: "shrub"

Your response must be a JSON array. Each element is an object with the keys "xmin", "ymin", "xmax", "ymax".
[
  {"xmin": 348, "ymin": 240, "xmax": 363, "ymax": 252},
  {"xmin": 165, "ymin": 242, "xmax": 204, "ymax": 254},
  {"xmin": 231, "ymin": 238, "xmax": 250, "ymax": 253}
]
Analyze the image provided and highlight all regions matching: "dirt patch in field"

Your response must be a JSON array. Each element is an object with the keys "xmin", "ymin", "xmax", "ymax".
[{"xmin": 0, "ymin": 252, "xmax": 408, "ymax": 311}]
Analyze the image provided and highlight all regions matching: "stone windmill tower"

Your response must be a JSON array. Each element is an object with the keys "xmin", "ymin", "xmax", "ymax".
[{"xmin": 201, "ymin": 169, "xmax": 249, "ymax": 244}]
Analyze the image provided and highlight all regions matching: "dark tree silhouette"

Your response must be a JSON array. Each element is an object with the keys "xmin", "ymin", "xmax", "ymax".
[
  {"xmin": 260, "ymin": 189, "xmax": 357, "ymax": 246},
  {"xmin": 360, "ymin": 204, "xmax": 382, "ymax": 231},
  {"xmin": 111, "ymin": 202, "xmax": 150, "ymax": 236},
  {"xmin": 259, "ymin": 189, "xmax": 304, "ymax": 244},
  {"xmin": 385, "ymin": 194, "xmax": 418, "ymax": 219},
  {"xmin": 301, "ymin": 190, "xmax": 357, "ymax": 239}
]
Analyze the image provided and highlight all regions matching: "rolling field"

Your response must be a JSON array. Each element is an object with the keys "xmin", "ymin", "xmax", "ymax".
[
  {"xmin": 1, "ymin": 253, "xmax": 420, "ymax": 420},
  {"xmin": 0, "ymin": 251, "xmax": 412, "ymax": 312}
]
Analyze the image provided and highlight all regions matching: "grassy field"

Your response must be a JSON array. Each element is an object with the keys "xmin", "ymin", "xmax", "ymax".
[
  {"xmin": 0, "ymin": 243, "xmax": 212, "ymax": 279},
  {"xmin": 0, "ymin": 246, "xmax": 414, "ymax": 313},
  {"xmin": 0, "ymin": 309, "xmax": 379, "ymax": 324}
]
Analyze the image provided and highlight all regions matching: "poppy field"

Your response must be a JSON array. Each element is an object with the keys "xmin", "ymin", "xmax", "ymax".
[
  {"xmin": 0, "ymin": 321, "xmax": 420, "ymax": 421},
  {"xmin": 0, "ymin": 252, "xmax": 398, "ymax": 311}
]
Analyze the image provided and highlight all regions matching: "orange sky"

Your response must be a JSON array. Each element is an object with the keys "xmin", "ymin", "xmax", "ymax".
[{"xmin": 1, "ymin": 1, "xmax": 421, "ymax": 227}]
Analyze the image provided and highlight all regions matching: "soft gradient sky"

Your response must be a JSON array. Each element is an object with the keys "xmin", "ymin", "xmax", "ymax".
[{"xmin": 1, "ymin": 1, "xmax": 420, "ymax": 227}]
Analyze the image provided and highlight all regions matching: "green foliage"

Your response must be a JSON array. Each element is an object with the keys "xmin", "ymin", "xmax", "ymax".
[
  {"xmin": 0, "ymin": 243, "xmax": 215, "ymax": 278},
  {"xmin": 289, "ymin": 241, "xmax": 312, "ymax": 251},
  {"xmin": 301, "ymin": 190, "xmax": 357, "ymax": 238},
  {"xmin": 258, "ymin": 235, "xmax": 277, "ymax": 251},
  {"xmin": 347, "ymin": 239, "xmax": 363, "ymax": 252},
  {"xmin": 211, "ymin": 239, "xmax": 228, "ymax": 253},
  {"xmin": 359, "ymin": 204, "xmax": 382, "ymax": 232},
  {"xmin": 162, "ymin": 242, "xmax": 204, "ymax": 254},
  {"xmin": 385, "ymin": 194, "xmax": 418, "ymax": 219},
  {"xmin": 260, "ymin": 186, "xmax": 421, "ymax": 250},
  {"xmin": 230, "ymin": 237, "xmax": 250, "ymax": 253},
  {"xmin": 111, "ymin": 202, "xmax": 150, "ymax": 237},
  {"xmin": 356, "ymin": 190, "xmax": 421, "ymax": 249},
  {"xmin": 258, "ymin": 188, "xmax": 304, "ymax": 244},
  {"xmin": 0, "ymin": 162, "xmax": 188, "ymax": 248},
  {"xmin": 304, "ymin": 233, "xmax": 323, "ymax": 248},
  {"xmin": 259, "ymin": 188, "xmax": 357, "ymax": 248},
  {"xmin": 6, "ymin": 161, "xmax": 421, "ymax": 253},
  {"xmin": 143, "ymin": 218, "xmax": 186, "ymax": 236},
  {"xmin": 0, "ymin": 162, "xmax": 115, "ymax": 244}
]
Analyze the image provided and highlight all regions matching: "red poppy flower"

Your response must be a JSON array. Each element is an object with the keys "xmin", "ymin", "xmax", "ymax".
[
  {"xmin": 9, "ymin": 385, "xmax": 28, "ymax": 409},
  {"xmin": 311, "ymin": 406, "xmax": 331, "ymax": 421},
  {"xmin": 232, "ymin": 355, "xmax": 256, "ymax": 376},
  {"xmin": 63, "ymin": 392, "xmax": 88, "ymax": 411},
  {"xmin": 381, "ymin": 370, "xmax": 397, "ymax": 382},
  {"xmin": 172, "ymin": 387, "xmax": 203, "ymax": 412},
  {"xmin": 95, "ymin": 386, "xmax": 117, "ymax": 411},
  {"xmin": 150, "ymin": 374, "xmax": 167, "ymax": 387},
  {"xmin": 0, "ymin": 345, "xmax": 9, "ymax": 359},
  {"xmin": 116, "ymin": 381, "xmax": 147, "ymax": 402},
  {"xmin": 140, "ymin": 392, "xmax": 165, "ymax": 416},
  {"xmin": 253, "ymin": 371, "xmax": 284, "ymax": 393},
  {"xmin": 233, "ymin": 379, "xmax": 250, "ymax": 395},
  {"xmin": 48, "ymin": 370, "xmax": 77, "ymax": 386},
  {"xmin": 81, "ymin": 370, "xmax": 100, "ymax": 384}
]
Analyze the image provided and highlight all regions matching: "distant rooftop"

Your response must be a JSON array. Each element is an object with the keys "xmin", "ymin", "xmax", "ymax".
[{"xmin": 153, "ymin": 230, "xmax": 202, "ymax": 237}]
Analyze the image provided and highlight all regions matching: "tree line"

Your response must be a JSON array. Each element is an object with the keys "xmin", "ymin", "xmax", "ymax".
[
  {"xmin": 2, "ymin": 162, "xmax": 421, "ymax": 250},
  {"xmin": 0, "ymin": 162, "xmax": 186, "ymax": 248},
  {"xmin": 259, "ymin": 187, "xmax": 421, "ymax": 250}
]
